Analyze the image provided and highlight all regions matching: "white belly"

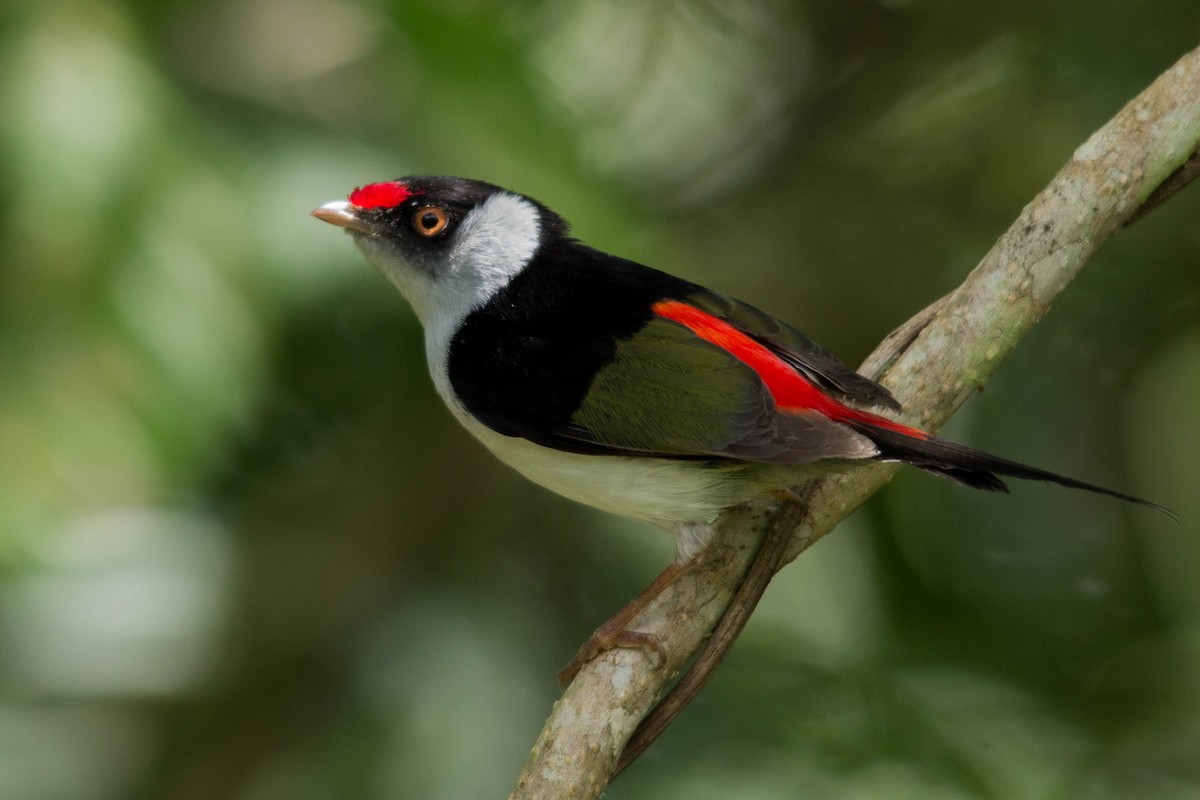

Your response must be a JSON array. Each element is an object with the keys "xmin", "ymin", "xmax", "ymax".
[
  {"xmin": 454, "ymin": 410, "xmax": 752, "ymax": 525},
  {"xmin": 456, "ymin": 412, "xmax": 773, "ymax": 559}
]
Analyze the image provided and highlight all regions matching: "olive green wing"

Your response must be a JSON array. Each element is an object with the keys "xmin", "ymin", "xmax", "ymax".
[{"xmin": 556, "ymin": 315, "xmax": 876, "ymax": 463}]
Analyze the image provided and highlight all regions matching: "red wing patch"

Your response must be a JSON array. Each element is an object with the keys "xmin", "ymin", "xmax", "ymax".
[{"xmin": 652, "ymin": 300, "xmax": 928, "ymax": 439}]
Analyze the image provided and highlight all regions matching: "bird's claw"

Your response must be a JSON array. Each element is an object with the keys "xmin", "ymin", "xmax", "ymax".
[{"xmin": 557, "ymin": 628, "xmax": 667, "ymax": 689}]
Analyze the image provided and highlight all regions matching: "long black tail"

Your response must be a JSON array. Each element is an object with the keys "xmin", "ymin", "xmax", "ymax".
[{"xmin": 851, "ymin": 423, "xmax": 1178, "ymax": 522}]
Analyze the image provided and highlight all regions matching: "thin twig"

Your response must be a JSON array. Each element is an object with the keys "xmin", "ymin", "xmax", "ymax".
[
  {"xmin": 1125, "ymin": 147, "xmax": 1200, "ymax": 225},
  {"xmin": 612, "ymin": 488, "xmax": 813, "ymax": 778}
]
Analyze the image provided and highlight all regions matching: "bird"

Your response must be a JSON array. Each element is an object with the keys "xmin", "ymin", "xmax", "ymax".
[{"xmin": 312, "ymin": 175, "xmax": 1172, "ymax": 685}]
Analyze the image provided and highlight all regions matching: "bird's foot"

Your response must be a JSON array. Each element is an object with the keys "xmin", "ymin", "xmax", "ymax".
[
  {"xmin": 556, "ymin": 626, "xmax": 667, "ymax": 688},
  {"xmin": 556, "ymin": 558, "xmax": 695, "ymax": 690}
]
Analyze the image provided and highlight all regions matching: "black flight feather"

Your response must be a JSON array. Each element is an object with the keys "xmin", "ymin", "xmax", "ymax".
[{"xmin": 851, "ymin": 422, "xmax": 1178, "ymax": 522}]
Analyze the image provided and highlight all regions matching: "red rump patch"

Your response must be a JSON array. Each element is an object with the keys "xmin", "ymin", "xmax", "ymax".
[
  {"xmin": 349, "ymin": 181, "xmax": 418, "ymax": 209},
  {"xmin": 652, "ymin": 300, "xmax": 928, "ymax": 439}
]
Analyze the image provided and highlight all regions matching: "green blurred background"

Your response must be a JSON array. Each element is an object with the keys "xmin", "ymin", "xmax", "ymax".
[{"xmin": 2, "ymin": 1, "xmax": 1199, "ymax": 798}]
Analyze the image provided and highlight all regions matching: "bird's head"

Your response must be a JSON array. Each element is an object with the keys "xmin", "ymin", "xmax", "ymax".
[{"xmin": 312, "ymin": 176, "xmax": 563, "ymax": 325}]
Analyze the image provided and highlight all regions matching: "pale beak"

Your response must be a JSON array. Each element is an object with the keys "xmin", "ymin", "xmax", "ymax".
[{"xmin": 311, "ymin": 200, "xmax": 374, "ymax": 234}]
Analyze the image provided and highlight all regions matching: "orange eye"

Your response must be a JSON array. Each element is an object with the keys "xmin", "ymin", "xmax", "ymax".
[{"xmin": 413, "ymin": 206, "xmax": 448, "ymax": 237}]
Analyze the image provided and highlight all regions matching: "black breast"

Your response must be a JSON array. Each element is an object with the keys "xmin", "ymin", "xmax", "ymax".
[{"xmin": 446, "ymin": 240, "xmax": 695, "ymax": 448}]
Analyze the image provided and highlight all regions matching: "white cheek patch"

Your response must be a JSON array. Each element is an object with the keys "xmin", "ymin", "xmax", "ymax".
[{"xmin": 445, "ymin": 192, "xmax": 541, "ymax": 305}]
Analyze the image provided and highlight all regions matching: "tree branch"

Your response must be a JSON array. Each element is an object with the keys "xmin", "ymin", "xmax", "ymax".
[{"xmin": 510, "ymin": 45, "xmax": 1200, "ymax": 799}]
